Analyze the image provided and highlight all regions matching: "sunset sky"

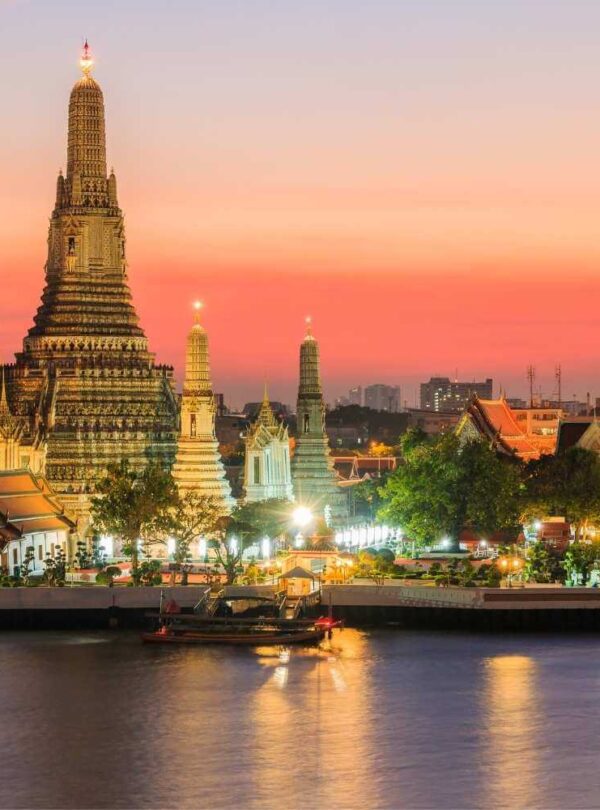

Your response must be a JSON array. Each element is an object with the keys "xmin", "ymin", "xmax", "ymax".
[{"xmin": 2, "ymin": 0, "xmax": 600, "ymax": 408}]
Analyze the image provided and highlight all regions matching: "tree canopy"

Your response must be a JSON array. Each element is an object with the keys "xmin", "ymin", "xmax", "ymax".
[
  {"xmin": 521, "ymin": 447, "xmax": 600, "ymax": 541},
  {"xmin": 378, "ymin": 431, "xmax": 522, "ymax": 552},
  {"xmin": 90, "ymin": 460, "xmax": 178, "ymax": 577}
]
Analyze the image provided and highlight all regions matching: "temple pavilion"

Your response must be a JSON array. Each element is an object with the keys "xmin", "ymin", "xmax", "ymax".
[{"xmin": 243, "ymin": 387, "xmax": 293, "ymax": 503}]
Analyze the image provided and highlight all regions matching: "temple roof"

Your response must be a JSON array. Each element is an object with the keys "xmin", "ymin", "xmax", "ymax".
[
  {"xmin": 0, "ymin": 469, "xmax": 75, "ymax": 538},
  {"xmin": 458, "ymin": 396, "xmax": 547, "ymax": 461},
  {"xmin": 556, "ymin": 419, "xmax": 594, "ymax": 453}
]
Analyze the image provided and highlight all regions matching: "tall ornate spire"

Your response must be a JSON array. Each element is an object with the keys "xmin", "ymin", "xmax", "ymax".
[
  {"xmin": 184, "ymin": 302, "xmax": 212, "ymax": 394},
  {"xmin": 172, "ymin": 303, "xmax": 234, "ymax": 512},
  {"xmin": 256, "ymin": 384, "xmax": 278, "ymax": 429},
  {"xmin": 7, "ymin": 47, "xmax": 179, "ymax": 523},
  {"xmin": 291, "ymin": 318, "xmax": 347, "ymax": 524},
  {"xmin": 65, "ymin": 39, "xmax": 109, "ymax": 205},
  {"xmin": 299, "ymin": 316, "xmax": 322, "ymax": 397}
]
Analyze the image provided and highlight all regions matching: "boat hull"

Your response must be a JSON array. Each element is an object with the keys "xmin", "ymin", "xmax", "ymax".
[{"xmin": 141, "ymin": 629, "xmax": 327, "ymax": 646}]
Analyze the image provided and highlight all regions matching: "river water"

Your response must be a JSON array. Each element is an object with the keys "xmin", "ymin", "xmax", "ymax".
[{"xmin": 0, "ymin": 629, "xmax": 599, "ymax": 809}]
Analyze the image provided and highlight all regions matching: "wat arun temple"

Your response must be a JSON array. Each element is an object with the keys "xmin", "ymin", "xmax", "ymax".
[{"xmin": 1, "ymin": 46, "xmax": 348, "ymax": 533}]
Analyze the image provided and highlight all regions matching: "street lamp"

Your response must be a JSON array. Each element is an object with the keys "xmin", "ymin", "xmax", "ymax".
[
  {"xmin": 498, "ymin": 555, "xmax": 523, "ymax": 588},
  {"xmin": 292, "ymin": 506, "xmax": 312, "ymax": 528}
]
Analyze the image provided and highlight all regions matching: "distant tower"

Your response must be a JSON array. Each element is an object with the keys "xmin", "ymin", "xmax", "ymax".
[
  {"xmin": 172, "ymin": 303, "xmax": 234, "ymax": 512},
  {"xmin": 291, "ymin": 318, "xmax": 347, "ymax": 524},
  {"xmin": 244, "ymin": 386, "xmax": 293, "ymax": 503}
]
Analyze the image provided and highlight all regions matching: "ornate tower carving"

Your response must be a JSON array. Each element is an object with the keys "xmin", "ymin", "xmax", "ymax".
[
  {"xmin": 172, "ymin": 303, "xmax": 234, "ymax": 512},
  {"xmin": 291, "ymin": 318, "xmax": 347, "ymax": 524},
  {"xmin": 4, "ymin": 44, "xmax": 179, "ymax": 525}
]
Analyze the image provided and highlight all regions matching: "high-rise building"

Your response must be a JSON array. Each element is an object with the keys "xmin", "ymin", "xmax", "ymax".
[
  {"xmin": 172, "ymin": 304, "xmax": 234, "ymax": 512},
  {"xmin": 364, "ymin": 384, "xmax": 400, "ymax": 412},
  {"xmin": 291, "ymin": 319, "xmax": 347, "ymax": 524},
  {"xmin": 3, "ymin": 45, "xmax": 179, "ymax": 527},
  {"xmin": 348, "ymin": 386, "xmax": 363, "ymax": 406},
  {"xmin": 420, "ymin": 377, "xmax": 493, "ymax": 413},
  {"xmin": 244, "ymin": 388, "xmax": 293, "ymax": 503}
]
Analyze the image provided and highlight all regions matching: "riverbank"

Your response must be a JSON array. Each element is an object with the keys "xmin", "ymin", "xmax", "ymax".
[
  {"xmin": 1, "ymin": 582, "xmax": 600, "ymax": 631},
  {"xmin": 318, "ymin": 582, "xmax": 600, "ymax": 631}
]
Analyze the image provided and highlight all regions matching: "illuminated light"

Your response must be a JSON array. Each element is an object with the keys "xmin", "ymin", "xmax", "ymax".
[
  {"xmin": 480, "ymin": 539, "xmax": 488, "ymax": 547},
  {"xmin": 441, "ymin": 537, "xmax": 451, "ymax": 549},
  {"xmin": 294, "ymin": 532, "xmax": 304, "ymax": 548},
  {"xmin": 534, "ymin": 520, "xmax": 543, "ymax": 531},
  {"xmin": 513, "ymin": 558, "xmax": 521, "ymax": 569},
  {"xmin": 261, "ymin": 537, "xmax": 270, "ymax": 559},
  {"xmin": 292, "ymin": 506, "xmax": 312, "ymax": 528},
  {"xmin": 279, "ymin": 648, "xmax": 290, "ymax": 664},
  {"xmin": 167, "ymin": 537, "xmax": 175, "ymax": 556},
  {"xmin": 99, "ymin": 535, "xmax": 113, "ymax": 557}
]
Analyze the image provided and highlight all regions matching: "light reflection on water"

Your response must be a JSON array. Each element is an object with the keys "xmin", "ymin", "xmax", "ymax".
[{"xmin": 0, "ymin": 630, "xmax": 599, "ymax": 809}]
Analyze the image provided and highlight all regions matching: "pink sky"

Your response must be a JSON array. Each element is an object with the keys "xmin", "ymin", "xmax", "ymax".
[{"xmin": 2, "ymin": 1, "xmax": 600, "ymax": 407}]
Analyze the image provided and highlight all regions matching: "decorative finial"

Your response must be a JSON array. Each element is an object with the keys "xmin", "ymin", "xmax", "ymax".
[
  {"xmin": 263, "ymin": 380, "xmax": 269, "ymax": 403},
  {"xmin": 305, "ymin": 315, "xmax": 312, "ymax": 336},
  {"xmin": 80, "ymin": 39, "xmax": 94, "ymax": 77},
  {"xmin": 193, "ymin": 300, "xmax": 203, "ymax": 324}
]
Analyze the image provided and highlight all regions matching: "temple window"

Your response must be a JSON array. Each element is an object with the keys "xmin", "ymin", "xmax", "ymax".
[
  {"xmin": 303, "ymin": 413, "xmax": 310, "ymax": 433},
  {"xmin": 67, "ymin": 237, "xmax": 75, "ymax": 255},
  {"xmin": 254, "ymin": 456, "xmax": 260, "ymax": 485},
  {"xmin": 190, "ymin": 414, "xmax": 197, "ymax": 438}
]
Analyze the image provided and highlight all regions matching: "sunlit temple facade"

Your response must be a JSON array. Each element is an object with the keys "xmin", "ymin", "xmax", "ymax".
[
  {"xmin": 243, "ymin": 387, "xmax": 293, "ymax": 503},
  {"xmin": 1, "ymin": 44, "xmax": 179, "ymax": 527},
  {"xmin": 172, "ymin": 303, "xmax": 234, "ymax": 513},
  {"xmin": 291, "ymin": 319, "xmax": 348, "ymax": 524}
]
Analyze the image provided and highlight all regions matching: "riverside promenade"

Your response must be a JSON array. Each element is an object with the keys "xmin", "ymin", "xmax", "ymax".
[
  {"xmin": 320, "ymin": 581, "xmax": 600, "ymax": 630},
  {"xmin": 0, "ymin": 582, "xmax": 600, "ymax": 630}
]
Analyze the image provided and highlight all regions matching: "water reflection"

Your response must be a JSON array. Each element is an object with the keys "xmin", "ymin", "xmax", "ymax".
[
  {"xmin": 252, "ymin": 630, "xmax": 378, "ymax": 808},
  {"xmin": 483, "ymin": 655, "xmax": 542, "ymax": 809}
]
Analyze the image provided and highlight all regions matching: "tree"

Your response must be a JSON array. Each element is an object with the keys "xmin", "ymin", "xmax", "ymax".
[
  {"xmin": 523, "ymin": 541, "xmax": 555, "ymax": 583},
  {"xmin": 562, "ymin": 542, "xmax": 600, "ymax": 585},
  {"xmin": 20, "ymin": 547, "xmax": 35, "ymax": 586},
  {"xmin": 43, "ymin": 547, "xmax": 66, "ymax": 587},
  {"xmin": 168, "ymin": 492, "xmax": 223, "ymax": 585},
  {"xmin": 91, "ymin": 460, "xmax": 178, "ymax": 580},
  {"xmin": 522, "ymin": 447, "xmax": 600, "ymax": 541},
  {"xmin": 378, "ymin": 432, "xmax": 522, "ymax": 553},
  {"xmin": 209, "ymin": 500, "xmax": 291, "ymax": 585}
]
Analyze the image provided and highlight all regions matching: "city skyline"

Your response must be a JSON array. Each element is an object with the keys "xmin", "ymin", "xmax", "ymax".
[{"xmin": 3, "ymin": 1, "xmax": 600, "ymax": 406}]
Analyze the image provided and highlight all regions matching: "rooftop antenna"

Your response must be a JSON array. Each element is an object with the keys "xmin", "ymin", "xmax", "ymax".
[
  {"xmin": 526, "ymin": 365, "xmax": 536, "ymax": 409},
  {"xmin": 555, "ymin": 364, "xmax": 562, "ymax": 409}
]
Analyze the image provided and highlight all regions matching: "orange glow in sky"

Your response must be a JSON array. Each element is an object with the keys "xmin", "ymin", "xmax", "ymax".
[{"xmin": 2, "ymin": 1, "xmax": 600, "ymax": 407}]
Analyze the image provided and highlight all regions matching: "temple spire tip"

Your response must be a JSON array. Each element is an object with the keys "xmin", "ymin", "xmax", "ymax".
[
  {"xmin": 193, "ymin": 300, "xmax": 203, "ymax": 325},
  {"xmin": 80, "ymin": 39, "xmax": 94, "ymax": 77}
]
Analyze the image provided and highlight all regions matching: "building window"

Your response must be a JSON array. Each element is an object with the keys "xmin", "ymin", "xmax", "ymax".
[
  {"xmin": 12, "ymin": 549, "xmax": 17, "ymax": 565},
  {"xmin": 253, "ymin": 456, "xmax": 260, "ymax": 485},
  {"xmin": 190, "ymin": 414, "xmax": 197, "ymax": 438},
  {"xmin": 38, "ymin": 546, "xmax": 43, "ymax": 561}
]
